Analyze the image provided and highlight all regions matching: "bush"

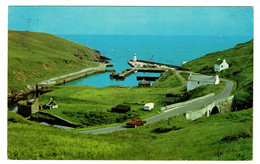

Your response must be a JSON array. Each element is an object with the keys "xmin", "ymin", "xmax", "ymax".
[
  {"xmin": 232, "ymin": 81, "xmax": 253, "ymax": 111},
  {"xmin": 152, "ymin": 125, "xmax": 182, "ymax": 133},
  {"xmin": 61, "ymin": 110, "xmax": 140, "ymax": 126}
]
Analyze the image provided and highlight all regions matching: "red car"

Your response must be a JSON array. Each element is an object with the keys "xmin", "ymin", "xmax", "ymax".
[{"xmin": 126, "ymin": 118, "xmax": 146, "ymax": 128}]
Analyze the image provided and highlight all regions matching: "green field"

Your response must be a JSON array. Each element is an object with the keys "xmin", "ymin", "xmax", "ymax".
[
  {"xmin": 34, "ymin": 70, "xmax": 226, "ymax": 127},
  {"xmin": 8, "ymin": 108, "xmax": 252, "ymax": 160},
  {"xmin": 8, "ymin": 30, "xmax": 103, "ymax": 93}
]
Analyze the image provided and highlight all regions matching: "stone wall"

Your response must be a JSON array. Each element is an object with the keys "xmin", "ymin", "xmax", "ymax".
[{"xmin": 185, "ymin": 95, "xmax": 234, "ymax": 120}]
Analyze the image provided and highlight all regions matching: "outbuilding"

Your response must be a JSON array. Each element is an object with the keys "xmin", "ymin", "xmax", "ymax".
[
  {"xmin": 111, "ymin": 104, "xmax": 131, "ymax": 113},
  {"xmin": 138, "ymin": 79, "xmax": 152, "ymax": 87}
]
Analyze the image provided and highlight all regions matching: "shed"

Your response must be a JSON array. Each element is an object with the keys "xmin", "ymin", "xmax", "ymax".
[
  {"xmin": 138, "ymin": 79, "xmax": 152, "ymax": 87},
  {"xmin": 111, "ymin": 104, "xmax": 131, "ymax": 113},
  {"xmin": 17, "ymin": 98, "xmax": 40, "ymax": 117}
]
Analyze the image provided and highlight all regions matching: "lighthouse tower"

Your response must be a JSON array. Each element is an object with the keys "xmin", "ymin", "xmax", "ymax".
[{"xmin": 134, "ymin": 53, "xmax": 137, "ymax": 62}]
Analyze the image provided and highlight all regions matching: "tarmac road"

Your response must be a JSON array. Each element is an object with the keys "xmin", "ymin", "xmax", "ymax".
[{"xmin": 82, "ymin": 78, "xmax": 234, "ymax": 134}]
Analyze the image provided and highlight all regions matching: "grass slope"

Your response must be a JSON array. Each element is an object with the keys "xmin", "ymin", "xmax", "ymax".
[
  {"xmin": 8, "ymin": 30, "xmax": 102, "ymax": 93},
  {"xmin": 181, "ymin": 40, "xmax": 253, "ymax": 110},
  {"xmin": 8, "ymin": 108, "xmax": 252, "ymax": 160}
]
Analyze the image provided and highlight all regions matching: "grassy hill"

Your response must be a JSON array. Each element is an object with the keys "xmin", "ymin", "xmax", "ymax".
[
  {"xmin": 8, "ymin": 30, "xmax": 104, "ymax": 93},
  {"xmin": 8, "ymin": 108, "xmax": 252, "ymax": 160},
  {"xmin": 181, "ymin": 40, "xmax": 253, "ymax": 110}
]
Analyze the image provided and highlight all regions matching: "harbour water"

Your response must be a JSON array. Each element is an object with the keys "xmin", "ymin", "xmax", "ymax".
[{"xmin": 59, "ymin": 34, "xmax": 252, "ymax": 87}]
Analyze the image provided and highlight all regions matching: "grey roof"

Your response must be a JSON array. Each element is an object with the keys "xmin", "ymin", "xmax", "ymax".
[
  {"xmin": 189, "ymin": 75, "xmax": 216, "ymax": 83},
  {"xmin": 215, "ymin": 60, "xmax": 223, "ymax": 65}
]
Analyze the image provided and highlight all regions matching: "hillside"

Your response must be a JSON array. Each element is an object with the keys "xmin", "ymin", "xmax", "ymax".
[
  {"xmin": 181, "ymin": 40, "xmax": 253, "ymax": 110},
  {"xmin": 8, "ymin": 30, "xmax": 106, "ymax": 93},
  {"xmin": 8, "ymin": 108, "xmax": 252, "ymax": 160}
]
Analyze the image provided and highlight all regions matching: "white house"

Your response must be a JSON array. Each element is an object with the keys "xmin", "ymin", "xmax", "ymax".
[
  {"xmin": 214, "ymin": 58, "xmax": 229, "ymax": 72},
  {"xmin": 187, "ymin": 74, "xmax": 220, "ymax": 91}
]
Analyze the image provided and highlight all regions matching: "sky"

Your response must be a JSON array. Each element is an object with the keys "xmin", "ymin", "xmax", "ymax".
[{"xmin": 8, "ymin": 6, "xmax": 253, "ymax": 36}]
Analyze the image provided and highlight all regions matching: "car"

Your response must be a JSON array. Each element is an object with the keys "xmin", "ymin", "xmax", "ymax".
[{"xmin": 126, "ymin": 118, "xmax": 146, "ymax": 128}]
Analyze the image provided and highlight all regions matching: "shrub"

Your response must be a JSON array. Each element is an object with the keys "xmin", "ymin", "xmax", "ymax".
[
  {"xmin": 61, "ymin": 110, "xmax": 140, "ymax": 126},
  {"xmin": 152, "ymin": 125, "xmax": 182, "ymax": 133}
]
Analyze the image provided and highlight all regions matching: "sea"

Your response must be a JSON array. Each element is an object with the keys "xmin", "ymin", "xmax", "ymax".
[{"xmin": 58, "ymin": 35, "xmax": 252, "ymax": 87}]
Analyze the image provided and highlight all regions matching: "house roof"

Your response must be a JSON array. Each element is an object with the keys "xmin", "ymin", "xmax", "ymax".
[
  {"xmin": 215, "ymin": 60, "xmax": 223, "ymax": 65},
  {"xmin": 189, "ymin": 75, "xmax": 216, "ymax": 83}
]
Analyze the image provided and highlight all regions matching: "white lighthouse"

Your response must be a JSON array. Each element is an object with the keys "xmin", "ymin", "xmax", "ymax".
[{"xmin": 134, "ymin": 53, "xmax": 137, "ymax": 62}]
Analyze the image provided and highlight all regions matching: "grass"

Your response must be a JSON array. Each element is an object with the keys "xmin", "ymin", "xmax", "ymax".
[
  {"xmin": 181, "ymin": 40, "xmax": 253, "ymax": 110},
  {"xmin": 8, "ymin": 108, "xmax": 252, "ymax": 160},
  {"xmin": 8, "ymin": 30, "xmax": 102, "ymax": 93},
  {"xmin": 36, "ymin": 70, "xmax": 226, "ymax": 127}
]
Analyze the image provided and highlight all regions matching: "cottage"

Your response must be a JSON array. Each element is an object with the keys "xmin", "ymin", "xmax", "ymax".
[
  {"xmin": 214, "ymin": 58, "xmax": 229, "ymax": 72},
  {"xmin": 138, "ymin": 79, "xmax": 152, "ymax": 87},
  {"xmin": 43, "ymin": 98, "xmax": 58, "ymax": 110},
  {"xmin": 187, "ymin": 74, "xmax": 220, "ymax": 91}
]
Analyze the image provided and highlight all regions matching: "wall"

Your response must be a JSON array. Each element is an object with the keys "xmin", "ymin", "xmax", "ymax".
[{"xmin": 185, "ymin": 95, "xmax": 234, "ymax": 120}]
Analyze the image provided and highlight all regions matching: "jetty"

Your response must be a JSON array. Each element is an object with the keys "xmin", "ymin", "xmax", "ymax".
[
  {"xmin": 110, "ymin": 67, "xmax": 137, "ymax": 80},
  {"xmin": 110, "ymin": 53, "xmax": 187, "ymax": 80}
]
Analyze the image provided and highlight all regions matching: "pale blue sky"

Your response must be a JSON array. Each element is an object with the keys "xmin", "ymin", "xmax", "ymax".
[{"xmin": 8, "ymin": 6, "xmax": 253, "ymax": 36}]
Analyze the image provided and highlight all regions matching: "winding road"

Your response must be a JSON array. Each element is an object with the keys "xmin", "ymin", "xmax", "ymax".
[{"xmin": 82, "ymin": 75, "xmax": 234, "ymax": 134}]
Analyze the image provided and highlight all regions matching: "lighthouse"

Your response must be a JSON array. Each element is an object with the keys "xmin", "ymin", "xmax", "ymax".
[{"xmin": 134, "ymin": 53, "xmax": 137, "ymax": 62}]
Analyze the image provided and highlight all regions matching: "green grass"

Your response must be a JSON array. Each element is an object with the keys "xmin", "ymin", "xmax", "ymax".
[
  {"xmin": 180, "ymin": 71, "xmax": 190, "ymax": 80},
  {"xmin": 8, "ymin": 30, "xmax": 102, "ymax": 93},
  {"xmin": 153, "ymin": 70, "xmax": 183, "ymax": 88},
  {"xmin": 36, "ymin": 70, "xmax": 226, "ymax": 127},
  {"xmin": 8, "ymin": 108, "xmax": 252, "ymax": 160},
  {"xmin": 181, "ymin": 40, "xmax": 253, "ymax": 110}
]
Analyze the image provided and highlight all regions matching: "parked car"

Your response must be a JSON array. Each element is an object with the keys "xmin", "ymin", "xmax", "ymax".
[{"xmin": 126, "ymin": 118, "xmax": 146, "ymax": 128}]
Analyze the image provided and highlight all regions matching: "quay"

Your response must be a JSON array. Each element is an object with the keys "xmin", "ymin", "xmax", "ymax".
[
  {"xmin": 110, "ymin": 67, "xmax": 137, "ymax": 80},
  {"xmin": 110, "ymin": 53, "xmax": 187, "ymax": 80}
]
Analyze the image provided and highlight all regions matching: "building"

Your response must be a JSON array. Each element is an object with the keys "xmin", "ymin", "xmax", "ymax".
[
  {"xmin": 17, "ymin": 98, "xmax": 40, "ymax": 117},
  {"xmin": 43, "ymin": 98, "xmax": 58, "ymax": 110},
  {"xmin": 133, "ymin": 53, "xmax": 137, "ymax": 62},
  {"xmin": 187, "ymin": 74, "xmax": 220, "ymax": 91},
  {"xmin": 138, "ymin": 79, "xmax": 152, "ymax": 87},
  {"xmin": 214, "ymin": 58, "xmax": 229, "ymax": 72},
  {"xmin": 111, "ymin": 104, "xmax": 131, "ymax": 113}
]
